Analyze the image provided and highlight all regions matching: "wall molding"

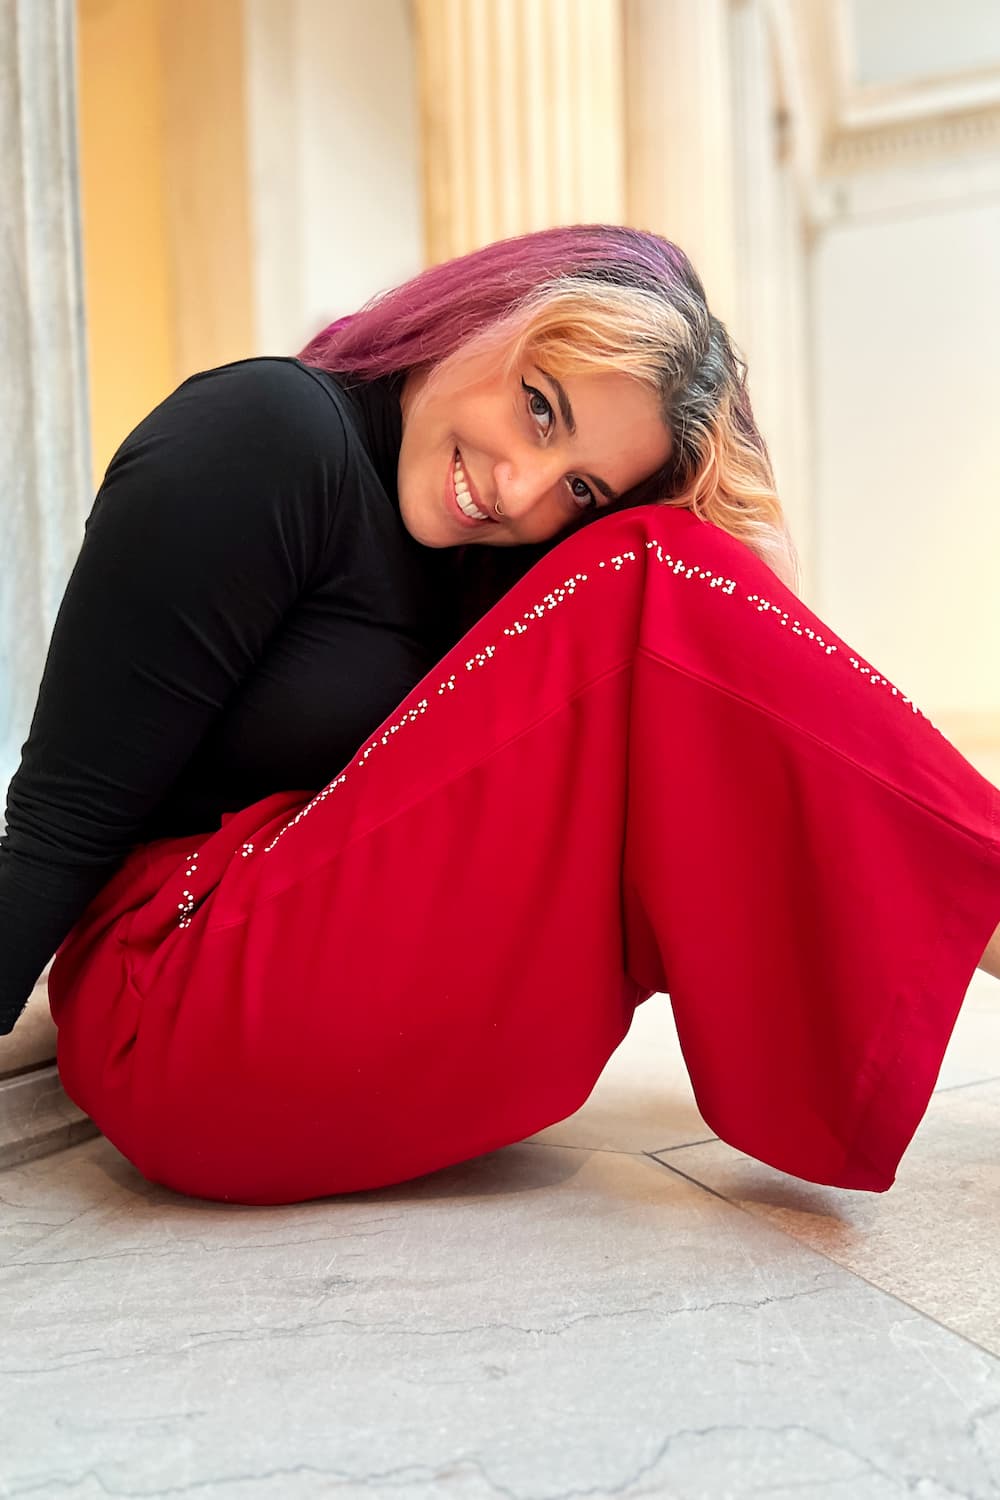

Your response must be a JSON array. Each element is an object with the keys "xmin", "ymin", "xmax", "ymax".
[
  {"xmin": 764, "ymin": 0, "xmax": 1000, "ymax": 228},
  {"xmin": 825, "ymin": 101, "xmax": 1000, "ymax": 173}
]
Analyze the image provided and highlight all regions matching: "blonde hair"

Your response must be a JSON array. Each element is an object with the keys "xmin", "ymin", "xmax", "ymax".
[
  {"xmin": 302, "ymin": 227, "xmax": 802, "ymax": 595},
  {"xmin": 428, "ymin": 278, "xmax": 801, "ymax": 594}
]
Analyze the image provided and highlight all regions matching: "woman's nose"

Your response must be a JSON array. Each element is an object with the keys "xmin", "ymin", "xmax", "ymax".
[{"xmin": 493, "ymin": 456, "xmax": 560, "ymax": 515}]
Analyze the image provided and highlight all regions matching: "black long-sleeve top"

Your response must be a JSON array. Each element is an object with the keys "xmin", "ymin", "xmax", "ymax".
[{"xmin": 0, "ymin": 356, "xmax": 561, "ymax": 1035}]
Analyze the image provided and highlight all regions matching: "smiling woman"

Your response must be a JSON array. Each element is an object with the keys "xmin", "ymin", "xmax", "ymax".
[
  {"xmin": 394, "ymin": 354, "xmax": 671, "ymax": 549},
  {"xmin": 7, "ymin": 225, "xmax": 999, "ymax": 1208},
  {"xmin": 298, "ymin": 225, "xmax": 802, "ymax": 591}
]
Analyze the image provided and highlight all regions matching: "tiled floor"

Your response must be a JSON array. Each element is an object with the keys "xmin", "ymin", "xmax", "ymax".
[{"xmin": 1, "ymin": 971, "xmax": 999, "ymax": 1499}]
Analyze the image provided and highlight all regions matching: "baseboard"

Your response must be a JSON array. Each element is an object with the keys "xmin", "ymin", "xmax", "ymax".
[{"xmin": 0, "ymin": 1064, "xmax": 100, "ymax": 1171}]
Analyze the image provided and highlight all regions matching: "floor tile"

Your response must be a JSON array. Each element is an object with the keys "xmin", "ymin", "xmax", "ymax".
[
  {"xmin": 654, "ymin": 1076, "xmax": 1000, "ymax": 1359},
  {"xmin": 934, "ymin": 968, "xmax": 1000, "ymax": 1090},
  {"xmin": 2, "ymin": 1135, "xmax": 1000, "ymax": 1497},
  {"xmin": 527, "ymin": 992, "xmax": 713, "ymax": 1154}
]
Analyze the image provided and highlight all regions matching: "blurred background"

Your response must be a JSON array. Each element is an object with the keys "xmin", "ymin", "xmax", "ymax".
[{"xmin": 4, "ymin": 0, "xmax": 1000, "ymax": 811}]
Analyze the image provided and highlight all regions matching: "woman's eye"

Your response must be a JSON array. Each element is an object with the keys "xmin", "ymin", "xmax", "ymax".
[
  {"xmin": 522, "ymin": 379, "xmax": 554, "ymax": 434},
  {"xmin": 524, "ymin": 381, "xmax": 593, "ymax": 510}
]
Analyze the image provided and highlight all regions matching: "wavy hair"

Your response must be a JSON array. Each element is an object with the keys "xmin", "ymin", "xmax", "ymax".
[{"xmin": 298, "ymin": 225, "xmax": 801, "ymax": 594}]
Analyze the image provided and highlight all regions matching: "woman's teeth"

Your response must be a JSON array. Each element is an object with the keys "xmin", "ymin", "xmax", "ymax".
[{"xmin": 454, "ymin": 450, "xmax": 489, "ymax": 521}]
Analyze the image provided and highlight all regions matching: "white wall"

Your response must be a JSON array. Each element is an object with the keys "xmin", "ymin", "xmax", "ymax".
[
  {"xmin": 721, "ymin": 0, "xmax": 1000, "ymax": 760},
  {"xmin": 812, "ymin": 197, "xmax": 1000, "ymax": 715},
  {"xmin": 848, "ymin": 0, "xmax": 1000, "ymax": 84},
  {"xmin": 244, "ymin": 0, "xmax": 425, "ymax": 357}
]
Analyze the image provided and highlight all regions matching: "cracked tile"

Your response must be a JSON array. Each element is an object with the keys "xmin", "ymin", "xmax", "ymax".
[
  {"xmin": 653, "ymin": 1074, "xmax": 1000, "ymax": 1359},
  {"xmin": 2, "ymin": 1134, "xmax": 1000, "ymax": 1496}
]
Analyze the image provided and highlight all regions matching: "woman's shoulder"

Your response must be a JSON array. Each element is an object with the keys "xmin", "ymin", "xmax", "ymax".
[
  {"xmin": 174, "ymin": 356, "xmax": 351, "ymax": 424},
  {"xmin": 104, "ymin": 357, "xmax": 354, "ymax": 480}
]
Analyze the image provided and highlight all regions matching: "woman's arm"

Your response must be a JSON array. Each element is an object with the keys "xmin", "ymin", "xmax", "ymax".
[{"xmin": 0, "ymin": 358, "xmax": 346, "ymax": 1034}]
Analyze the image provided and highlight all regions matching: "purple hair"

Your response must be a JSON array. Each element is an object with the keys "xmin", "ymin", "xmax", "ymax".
[
  {"xmin": 296, "ymin": 224, "xmax": 703, "ymax": 379},
  {"xmin": 296, "ymin": 224, "xmax": 800, "ymax": 593}
]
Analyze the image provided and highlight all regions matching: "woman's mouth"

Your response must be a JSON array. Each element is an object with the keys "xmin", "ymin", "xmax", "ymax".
[{"xmin": 447, "ymin": 447, "xmax": 496, "ymax": 525}]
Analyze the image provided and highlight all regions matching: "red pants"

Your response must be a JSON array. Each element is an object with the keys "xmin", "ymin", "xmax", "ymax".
[{"xmin": 48, "ymin": 503, "xmax": 1000, "ymax": 1205}]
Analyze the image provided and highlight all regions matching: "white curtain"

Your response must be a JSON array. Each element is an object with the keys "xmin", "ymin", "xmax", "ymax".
[{"xmin": 1, "ymin": 0, "xmax": 92, "ymax": 836}]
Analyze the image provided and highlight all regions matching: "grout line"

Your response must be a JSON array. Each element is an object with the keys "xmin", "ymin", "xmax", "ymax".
[
  {"xmin": 642, "ymin": 1152, "xmax": 737, "ymax": 1206},
  {"xmin": 650, "ymin": 1137, "xmax": 720, "ymax": 1153},
  {"xmin": 521, "ymin": 1136, "xmax": 721, "ymax": 1157},
  {"xmin": 931, "ymin": 1075, "xmax": 1000, "ymax": 1095},
  {"xmin": 521, "ymin": 1139, "xmax": 646, "ymax": 1156},
  {"xmin": 643, "ymin": 1154, "xmax": 1000, "ymax": 1365}
]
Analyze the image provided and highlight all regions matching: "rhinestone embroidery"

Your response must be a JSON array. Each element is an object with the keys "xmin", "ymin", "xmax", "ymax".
[
  {"xmin": 177, "ymin": 850, "xmax": 200, "ymax": 928},
  {"xmin": 174, "ymin": 538, "xmax": 938, "ymax": 928}
]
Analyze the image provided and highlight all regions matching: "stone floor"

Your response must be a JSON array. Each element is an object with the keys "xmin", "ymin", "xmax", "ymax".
[{"xmin": 0, "ymin": 967, "xmax": 998, "ymax": 1499}]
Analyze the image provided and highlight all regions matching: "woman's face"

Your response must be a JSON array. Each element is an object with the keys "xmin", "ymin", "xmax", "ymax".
[{"xmin": 397, "ymin": 348, "xmax": 672, "ymax": 548}]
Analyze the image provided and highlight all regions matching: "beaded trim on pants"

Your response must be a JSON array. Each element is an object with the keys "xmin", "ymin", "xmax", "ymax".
[{"xmin": 175, "ymin": 538, "xmax": 937, "ymax": 929}]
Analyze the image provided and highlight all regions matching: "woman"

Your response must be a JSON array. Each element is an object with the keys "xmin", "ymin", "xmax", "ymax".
[{"xmin": 2, "ymin": 225, "xmax": 998, "ymax": 1205}]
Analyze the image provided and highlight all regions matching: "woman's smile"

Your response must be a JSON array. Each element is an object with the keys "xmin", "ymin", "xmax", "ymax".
[
  {"xmin": 447, "ymin": 447, "xmax": 497, "ymax": 526},
  {"xmin": 398, "ymin": 356, "xmax": 671, "ymax": 550}
]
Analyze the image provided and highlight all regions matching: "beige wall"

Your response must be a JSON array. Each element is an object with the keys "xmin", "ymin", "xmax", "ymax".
[
  {"xmin": 76, "ymin": 0, "xmax": 173, "ymax": 491},
  {"xmin": 812, "ymin": 199, "xmax": 1000, "ymax": 726},
  {"xmin": 244, "ymin": 0, "xmax": 425, "ymax": 357},
  {"xmin": 76, "ymin": 0, "xmax": 252, "ymax": 491},
  {"xmin": 761, "ymin": 0, "xmax": 1000, "ymax": 759}
]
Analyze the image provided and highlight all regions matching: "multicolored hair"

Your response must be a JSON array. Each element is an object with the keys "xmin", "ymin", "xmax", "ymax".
[{"xmin": 297, "ymin": 224, "xmax": 801, "ymax": 594}]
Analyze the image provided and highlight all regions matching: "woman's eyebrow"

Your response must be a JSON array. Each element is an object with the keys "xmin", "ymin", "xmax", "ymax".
[
  {"xmin": 534, "ymin": 366, "xmax": 620, "ymax": 503},
  {"xmin": 535, "ymin": 365, "xmax": 577, "ymax": 435}
]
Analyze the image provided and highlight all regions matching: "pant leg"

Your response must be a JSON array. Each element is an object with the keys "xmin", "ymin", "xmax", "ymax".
[{"xmin": 49, "ymin": 502, "xmax": 1000, "ymax": 1205}]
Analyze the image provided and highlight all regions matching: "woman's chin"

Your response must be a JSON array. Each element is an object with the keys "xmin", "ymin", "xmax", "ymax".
[{"xmin": 397, "ymin": 496, "xmax": 451, "ymax": 549}]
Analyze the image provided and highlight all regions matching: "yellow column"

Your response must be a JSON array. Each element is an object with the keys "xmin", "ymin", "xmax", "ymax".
[
  {"xmin": 77, "ymin": 0, "xmax": 253, "ymax": 485},
  {"xmin": 160, "ymin": 0, "xmax": 253, "ymax": 382},
  {"xmin": 413, "ymin": 0, "xmax": 626, "ymax": 264}
]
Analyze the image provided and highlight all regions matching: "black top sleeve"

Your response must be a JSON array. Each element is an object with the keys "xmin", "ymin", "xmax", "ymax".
[{"xmin": 0, "ymin": 359, "xmax": 344, "ymax": 1035}]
